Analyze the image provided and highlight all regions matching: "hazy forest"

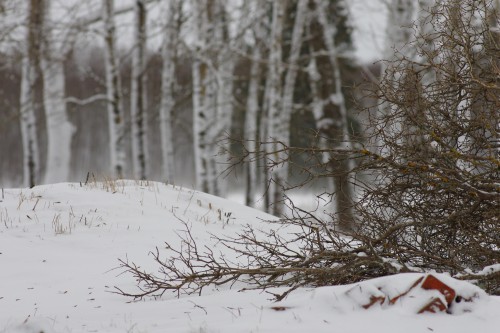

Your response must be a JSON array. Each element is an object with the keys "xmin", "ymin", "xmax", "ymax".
[
  {"xmin": 0, "ymin": 0, "xmax": 499, "ymax": 232},
  {"xmin": 0, "ymin": 0, "xmax": 379, "ymax": 204}
]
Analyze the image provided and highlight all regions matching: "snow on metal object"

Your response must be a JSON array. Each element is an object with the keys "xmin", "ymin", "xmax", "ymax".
[
  {"xmin": 344, "ymin": 274, "xmax": 460, "ymax": 314},
  {"xmin": 418, "ymin": 274, "xmax": 456, "ymax": 314}
]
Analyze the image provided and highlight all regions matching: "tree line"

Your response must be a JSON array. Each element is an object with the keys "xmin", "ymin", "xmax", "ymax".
[{"xmin": 0, "ymin": 0, "xmax": 364, "ymax": 219}]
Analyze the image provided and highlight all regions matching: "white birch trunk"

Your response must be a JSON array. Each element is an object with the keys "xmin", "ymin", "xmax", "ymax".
[
  {"xmin": 211, "ymin": 1, "xmax": 238, "ymax": 197},
  {"xmin": 103, "ymin": 0, "xmax": 126, "ymax": 178},
  {"xmin": 191, "ymin": 0, "xmax": 219, "ymax": 194},
  {"xmin": 263, "ymin": 0, "xmax": 307, "ymax": 213},
  {"xmin": 243, "ymin": 1, "xmax": 267, "ymax": 207},
  {"xmin": 281, "ymin": 0, "xmax": 307, "ymax": 123},
  {"xmin": 212, "ymin": 64, "xmax": 232, "ymax": 197},
  {"xmin": 279, "ymin": 0, "xmax": 308, "ymax": 166},
  {"xmin": 266, "ymin": 0, "xmax": 285, "ymax": 215},
  {"xmin": 20, "ymin": 56, "xmax": 39, "ymax": 188},
  {"xmin": 20, "ymin": 0, "xmax": 42, "ymax": 188},
  {"xmin": 42, "ymin": 0, "xmax": 74, "ymax": 184},
  {"xmin": 192, "ymin": 57, "xmax": 207, "ymax": 192},
  {"xmin": 191, "ymin": 1, "xmax": 209, "ymax": 192},
  {"xmin": 244, "ymin": 39, "xmax": 263, "ymax": 207},
  {"xmin": 159, "ymin": 0, "xmax": 178, "ymax": 183},
  {"xmin": 130, "ymin": 0, "xmax": 148, "ymax": 180},
  {"xmin": 203, "ymin": 68, "xmax": 218, "ymax": 195},
  {"xmin": 42, "ymin": 58, "xmax": 74, "ymax": 184}
]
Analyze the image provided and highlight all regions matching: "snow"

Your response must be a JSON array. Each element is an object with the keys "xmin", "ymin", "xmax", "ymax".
[{"xmin": 1, "ymin": 181, "xmax": 499, "ymax": 333}]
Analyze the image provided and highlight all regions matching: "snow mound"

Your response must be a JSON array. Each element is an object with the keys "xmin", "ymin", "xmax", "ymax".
[{"xmin": 274, "ymin": 273, "xmax": 488, "ymax": 315}]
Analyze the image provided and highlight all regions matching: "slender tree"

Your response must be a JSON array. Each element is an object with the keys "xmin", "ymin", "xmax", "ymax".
[
  {"xmin": 102, "ymin": 0, "xmax": 126, "ymax": 178},
  {"xmin": 41, "ymin": 0, "xmax": 75, "ymax": 184},
  {"xmin": 191, "ymin": 0, "xmax": 235, "ymax": 196},
  {"xmin": 210, "ymin": 0, "xmax": 234, "ymax": 197},
  {"xmin": 159, "ymin": 0, "xmax": 180, "ymax": 183},
  {"xmin": 130, "ymin": 0, "xmax": 148, "ymax": 180},
  {"xmin": 265, "ymin": 0, "xmax": 286, "ymax": 215},
  {"xmin": 191, "ymin": 0, "xmax": 212, "ymax": 193},
  {"xmin": 244, "ymin": 0, "xmax": 268, "ymax": 207},
  {"xmin": 19, "ymin": 0, "xmax": 43, "ymax": 188}
]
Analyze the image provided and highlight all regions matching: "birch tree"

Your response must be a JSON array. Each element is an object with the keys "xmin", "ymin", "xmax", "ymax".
[
  {"xmin": 41, "ymin": 0, "xmax": 75, "ymax": 184},
  {"xmin": 19, "ymin": 0, "xmax": 43, "ymax": 188},
  {"xmin": 130, "ymin": 0, "xmax": 148, "ymax": 180},
  {"xmin": 191, "ymin": 0, "xmax": 212, "ymax": 193},
  {"xmin": 243, "ymin": 0, "xmax": 268, "ymax": 207},
  {"xmin": 209, "ymin": 0, "xmax": 233, "ymax": 197},
  {"xmin": 102, "ymin": 0, "xmax": 126, "ymax": 178},
  {"xmin": 159, "ymin": 0, "xmax": 180, "ymax": 183},
  {"xmin": 191, "ymin": 0, "xmax": 234, "ymax": 196},
  {"xmin": 265, "ymin": 0, "xmax": 286, "ymax": 215},
  {"xmin": 280, "ymin": 0, "xmax": 308, "ymax": 138},
  {"xmin": 265, "ymin": 0, "xmax": 309, "ymax": 215}
]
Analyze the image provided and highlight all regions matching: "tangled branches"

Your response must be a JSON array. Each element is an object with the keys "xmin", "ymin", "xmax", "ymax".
[{"xmin": 115, "ymin": 214, "xmax": 400, "ymax": 301}]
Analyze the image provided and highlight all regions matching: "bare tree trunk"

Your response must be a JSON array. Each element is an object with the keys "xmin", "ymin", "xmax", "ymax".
[
  {"xmin": 130, "ymin": 0, "xmax": 148, "ymax": 180},
  {"xmin": 191, "ymin": 0, "xmax": 227, "ymax": 195},
  {"xmin": 192, "ymin": 56, "xmax": 209, "ymax": 192},
  {"xmin": 210, "ymin": 1, "xmax": 231, "ymax": 197},
  {"xmin": 20, "ymin": 57, "xmax": 39, "ymax": 188},
  {"xmin": 20, "ymin": 0, "xmax": 43, "ymax": 188},
  {"xmin": 243, "ymin": 0, "xmax": 269, "ymax": 207},
  {"xmin": 266, "ymin": 0, "xmax": 286, "ymax": 216},
  {"xmin": 244, "ymin": 38, "xmax": 263, "ymax": 207},
  {"xmin": 313, "ymin": 0, "xmax": 355, "ymax": 231},
  {"xmin": 281, "ymin": 0, "xmax": 307, "ymax": 131},
  {"xmin": 260, "ymin": 48, "xmax": 272, "ymax": 211},
  {"xmin": 264, "ymin": 0, "xmax": 308, "ymax": 214},
  {"xmin": 102, "ymin": 0, "xmax": 126, "ymax": 178},
  {"xmin": 210, "ymin": 1, "xmax": 241, "ymax": 198},
  {"xmin": 42, "ymin": 0, "xmax": 74, "ymax": 184},
  {"xmin": 191, "ymin": 1, "xmax": 211, "ymax": 193},
  {"xmin": 159, "ymin": 0, "xmax": 179, "ymax": 184}
]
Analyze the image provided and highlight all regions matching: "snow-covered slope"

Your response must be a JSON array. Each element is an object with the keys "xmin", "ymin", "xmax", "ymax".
[{"xmin": 1, "ymin": 181, "xmax": 498, "ymax": 333}]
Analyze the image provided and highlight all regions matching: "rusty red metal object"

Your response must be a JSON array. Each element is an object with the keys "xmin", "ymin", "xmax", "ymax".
[
  {"xmin": 418, "ymin": 274, "xmax": 456, "ymax": 314},
  {"xmin": 420, "ymin": 274, "xmax": 456, "ymax": 305},
  {"xmin": 344, "ymin": 274, "xmax": 459, "ymax": 314}
]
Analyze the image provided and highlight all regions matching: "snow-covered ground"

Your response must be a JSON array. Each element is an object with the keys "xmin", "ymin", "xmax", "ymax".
[{"xmin": 1, "ymin": 181, "xmax": 498, "ymax": 333}]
